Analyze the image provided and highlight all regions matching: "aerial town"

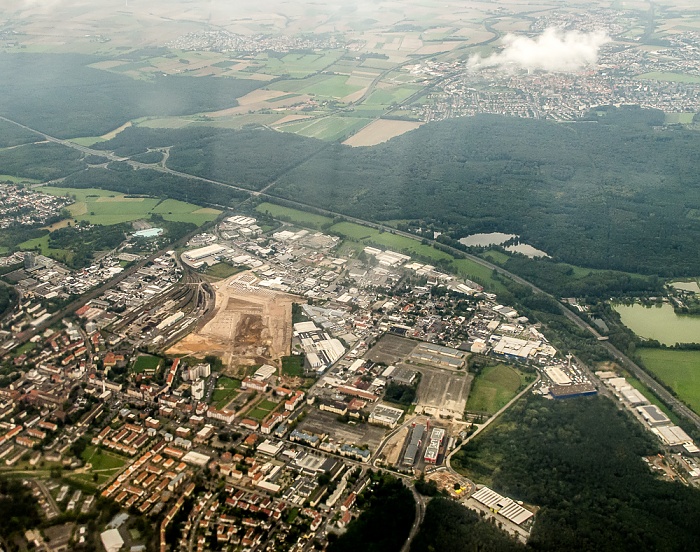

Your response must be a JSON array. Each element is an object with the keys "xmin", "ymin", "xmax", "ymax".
[{"xmin": 2, "ymin": 184, "xmax": 699, "ymax": 551}]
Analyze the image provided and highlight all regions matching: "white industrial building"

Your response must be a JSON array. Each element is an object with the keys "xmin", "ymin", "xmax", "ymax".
[
  {"xmin": 471, "ymin": 486, "xmax": 534, "ymax": 526},
  {"xmin": 183, "ymin": 244, "xmax": 227, "ymax": 262}
]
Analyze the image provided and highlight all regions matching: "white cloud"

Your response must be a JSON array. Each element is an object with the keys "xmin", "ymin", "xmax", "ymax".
[{"xmin": 468, "ymin": 27, "xmax": 610, "ymax": 73}]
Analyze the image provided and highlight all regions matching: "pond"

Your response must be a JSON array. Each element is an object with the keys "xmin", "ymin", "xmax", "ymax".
[
  {"xmin": 459, "ymin": 232, "xmax": 549, "ymax": 258},
  {"xmin": 614, "ymin": 302, "xmax": 700, "ymax": 345}
]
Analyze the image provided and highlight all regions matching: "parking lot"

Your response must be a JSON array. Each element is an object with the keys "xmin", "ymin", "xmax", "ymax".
[{"xmin": 365, "ymin": 334, "xmax": 418, "ymax": 365}]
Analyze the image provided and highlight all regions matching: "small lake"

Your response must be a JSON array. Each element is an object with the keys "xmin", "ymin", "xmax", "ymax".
[
  {"xmin": 459, "ymin": 232, "xmax": 549, "ymax": 258},
  {"xmin": 459, "ymin": 232, "xmax": 516, "ymax": 247},
  {"xmin": 505, "ymin": 244, "xmax": 549, "ymax": 258},
  {"xmin": 614, "ymin": 302, "xmax": 700, "ymax": 345}
]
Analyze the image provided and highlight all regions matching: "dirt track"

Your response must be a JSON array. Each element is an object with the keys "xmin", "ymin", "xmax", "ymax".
[{"xmin": 168, "ymin": 272, "xmax": 296, "ymax": 371}]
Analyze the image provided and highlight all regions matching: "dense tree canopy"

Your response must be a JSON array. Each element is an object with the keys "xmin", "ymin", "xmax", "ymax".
[
  {"xmin": 452, "ymin": 396, "xmax": 700, "ymax": 551},
  {"xmin": 329, "ymin": 474, "xmax": 415, "ymax": 552},
  {"xmin": 410, "ymin": 498, "xmax": 525, "ymax": 552}
]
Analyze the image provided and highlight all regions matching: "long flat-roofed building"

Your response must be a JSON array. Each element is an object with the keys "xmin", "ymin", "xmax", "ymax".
[{"xmin": 471, "ymin": 486, "xmax": 534, "ymax": 526}]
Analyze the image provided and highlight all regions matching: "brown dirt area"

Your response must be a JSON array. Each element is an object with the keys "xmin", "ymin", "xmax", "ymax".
[
  {"xmin": 167, "ymin": 272, "xmax": 297, "ymax": 371},
  {"xmin": 343, "ymin": 119, "xmax": 423, "ymax": 147}
]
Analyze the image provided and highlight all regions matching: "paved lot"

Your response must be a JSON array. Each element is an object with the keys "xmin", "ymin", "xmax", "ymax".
[
  {"xmin": 414, "ymin": 366, "xmax": 472, "ymax": 419},
  {"xmin": 365, "ymin": 334, "xmax": 418, "ymax": 365},
  {"xmin": 298, "ymin": 409, "xmax": 386, "ymax": 450}
]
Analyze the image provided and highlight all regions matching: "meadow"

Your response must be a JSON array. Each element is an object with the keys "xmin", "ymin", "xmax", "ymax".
[
  {"xmin": 465, "ymin": 363, "xmax": 529, "ymax": 415},
  {"xmin": 78, "ymin": 445, "xmax": 128, "ymax": 486},
  {"xmin": 255, "ymin": 202, "xmax": 333, "ymax": 229},
  {"xmin": 638, "ymin": 348, "xmax": 700, "ymax": 414},
  {"xmin": 40, "ymin": 187, "xmax": 220, "ymax": 226}
]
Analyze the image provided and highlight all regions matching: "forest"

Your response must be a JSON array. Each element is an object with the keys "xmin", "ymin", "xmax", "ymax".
[
  {"xmin": 410, "ymin": 498, "xmax": 525, "ymax": 552},
  {"xmin": 94, "ymin": 126, "xmax": 328, "ymax": 190},
  {"xmin": 451, "ymin": 395, "xmax": 700, "ymax": 551},
  {"xmin": 0, "ymin": 142, "xmax": 86, "ymax": 181},
  {"xmin": 0, "ymin": 53, "xmax": 261, "ymax": 138},
  {"xmin": 87, "ymin": 107, "xmax": 700, "ymax": 276},
  {"xmin": 328, "ymin": 474, "xmax": 414, "ymax": 552},
  {"xmin": 270, "ymin": 109, "xmax": 700, "ymax": 276}
]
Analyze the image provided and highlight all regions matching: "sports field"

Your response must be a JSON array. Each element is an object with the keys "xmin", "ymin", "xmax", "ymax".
[
  {"xmin": 247, "ymin": 398, "xmax": 279, "ymax": 421},
  {"xmin": 638, "ymin": 348, "xmax": 700, "ymax": 414},
  {"xmin": 465, "ymin": 363, "xmax": 528, "ymax": 414},
  {"xmin": 40, "ymin": 187, "xmax": 220, "ymax": 225},
  {"xmin": 212, "ymin": 376, "xmax": 241, "ymax": 409},
  {"xmin": 131, "ymin": 354, "xmax": 161, "ymax": 374}
]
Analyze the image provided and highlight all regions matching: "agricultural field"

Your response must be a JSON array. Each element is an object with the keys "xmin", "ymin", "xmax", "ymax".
[
  {"xmin": 636, "ymin": 72, "xmax": 700, "ymax": 84},
  {"xmin": 638, "ymin": 348, "xmax": 700, "ymax": 414},
  {"xmin": 212, "ymin": 376, "xmax": 241, "ymax": 409},
  {"xmin": 269, "ymin": 74, "xmax": 363, "ymax": 99},
  {"xmin": 247, "ymin": 398, "xmax": 279, "ymax": 421},
  {"xmin": 78, "ymin": 446, "xmax": 128, "ymax": 486},
  {"xmin": 278, "ymin": 116, "xmax": 370, "ymax": 141},
  {"xmin": 255, "ymin": 202, "xmax": 334, "ymax": 229},
  {"xmin": 250, "ymin": 51, "xmax": 344, "ymax": 78},
  {"xmin": 342, "ymin": 119, "xmax": 422, "ymax": 146},
  {"xmin": 131, "ymin": 354, "xmax": 162, "ymax": 374},
  {"xmin": 465, "ymin": 363, "xmax": 530, "ymax": 415},
  {"xmin": 40, "ymin": 187, "xmax": 220, "ymax": 225}
]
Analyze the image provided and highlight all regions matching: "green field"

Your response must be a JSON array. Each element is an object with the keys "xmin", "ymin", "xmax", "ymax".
[
  {"xmin": 132, "ymin": 354, "xmax": 161, "ymax": 374},
  {"xmin": 636, "ymin": 72, "xmax": 700, "ymax": 84},
  {"xmin": 19, "ymin": 234, "xmax": 73, "ymax": 263},
  {"xmin": 253, "ymin": 51, "xmax": 343, "ymax": 78},
  {"xmin": 204, "ymin": 262, "xmax": 246, "ymax": 279},
  {"xmin": 80, "ymin": 445, "xmax": 127, "ymax": 485},
  {"xmin": 269, "ymin": 74, "xmax": 362, "ymax": 99},
  {"xmin": 0, "ymin": 174, "xmax": 40, "ymax": 184},
  {"xmin": 255, "ymin": 202, "xmax": 333, "ymax": 229},
  {"xmin": 279, "ymin": 116, "xmax": 370, "ymax": 141},
  {"xmin": 282, "ymin": 355, "xmax": 305, "ymax": 377},
  {"xmin": 40, "ymin": 186, "xmax": 220, "ymax": 226},
  {"xmin": 363, "ymin": 86, "xmax": 422, "ymax": 106},
  {"xmin": 329, "ymin": 221, "xmax": 454, "ymax": 263},
  {"xmin": 247, "ymin": 398, "xmax": 279, "ymax": 421},
  {"xmin": 482, "ymin": 249, "xmax": 510, "ymax": 265},
  {"xmin": 465, "ymin": 363, "xmax": 530, "ymax": 414},
  {"xmin": 664, "ymin": 112, "xmax": 696, "ymax": 124},
  {"xmin": 212, "ymin": 377, "xmax": 241, "ymax": 409},
  {"xmin": 638, "ymin": 348, "xmax": 700, "ymax": 414}
]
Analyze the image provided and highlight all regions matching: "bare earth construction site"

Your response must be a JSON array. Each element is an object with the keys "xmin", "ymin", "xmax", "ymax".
[{"xmin": 168, "ymin": 272, "xmax": 295, "ymax": 370}]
